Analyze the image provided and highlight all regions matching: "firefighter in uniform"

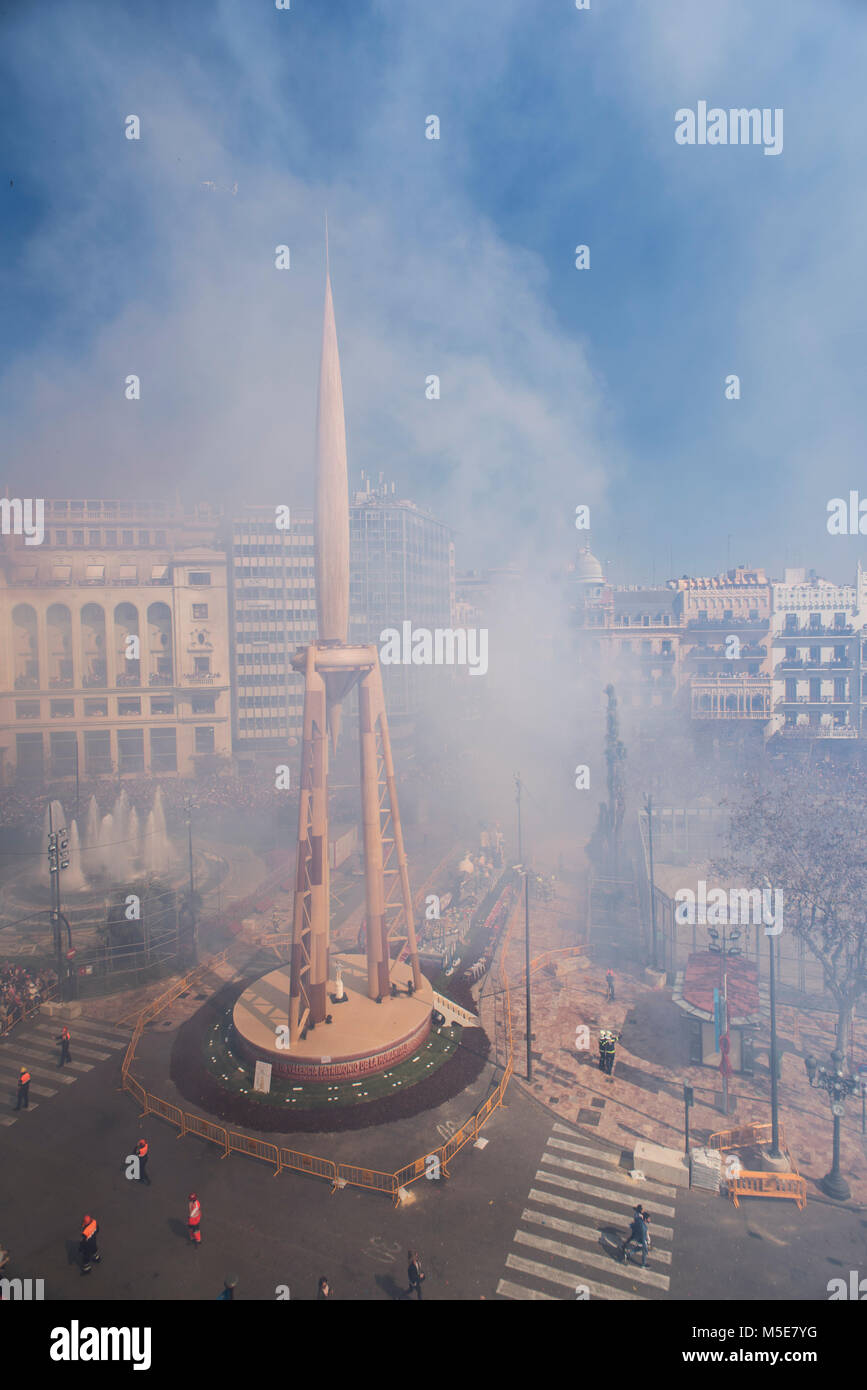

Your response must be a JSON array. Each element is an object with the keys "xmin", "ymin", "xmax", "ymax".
[
  {"xmin": 15, "ymin": 1067, "xmax": 30, "ymax": 1110},
  {"xmin": 188, "ymin": 1193, "xmax": 202, "ymax": 1244},
  {"xmin": 80, "ymin": 1214, "xmax": 100, "ymax": 1273},
  {"xmin": 135, "ymin": 1138, "xmax": 150, "ymax": 1185}
]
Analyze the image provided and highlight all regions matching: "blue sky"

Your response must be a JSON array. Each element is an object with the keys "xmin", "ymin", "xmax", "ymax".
[{"xmin": 2, "ymin": 0, "xmax": 866, "ymax": 584}]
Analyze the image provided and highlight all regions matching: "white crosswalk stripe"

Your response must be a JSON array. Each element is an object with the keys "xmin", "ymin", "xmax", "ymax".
[
  {"xmin": 0, "ymin": 1014, "xmax": 126, "ymax": 1126},
  {"xmin": 495, "ymin": 1122, "xmax": 679, "ymax": 1301}
]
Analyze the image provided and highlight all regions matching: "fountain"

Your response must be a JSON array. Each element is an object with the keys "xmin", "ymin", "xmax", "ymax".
[{"xmin": 64, "ymin": 820, "xmax": 88, "ymax": 893}]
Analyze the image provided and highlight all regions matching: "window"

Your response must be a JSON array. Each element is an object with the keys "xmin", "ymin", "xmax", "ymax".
[
  {"xmin": 194, "ymin": 726, "xmax": 215, "ymax": 754},
  {"xmin": 809, "ymin": 679, "xmax": 821, "ymax": 701},
  {"xmin": 192, "ymin": 604, "xmax": 209, "ymax": 620},
  {"xmin": 117, "ymin": 728, "xmax": 144, "ymax": 773},
  {"xmin": 785, "ymin": 614, "xmax": 798, "ymax": 632},
  {"xmin": 749, "ymin": 609, "xmax": 758, "ymax": 621},
  {"xmin": 150, "ymin": 697, "xmax": 174, "ymax": 715},
  {"xmin": 723, "ymin": 609, "xmax": 733, "ymax": 622},
  {"xmin": 122, "ymin": 530, "xmax": 134, "ymax": 545},
  {"xmin": 785, "ymin": 646, "xmax": 796, "ymax": 661},
  {"xmin": 15, "ymin": 701, "xmax": 40, "ymax": 718},
  {"xmin": 50, "ymin": 700, "xmax": 75, "ymax": 718},
  {"xmin": 150, "ymin": 727, "xmax": 177, "ymax": 772},
  {"xmin": 88, "ymin": 531, "xmax": 101, "ymax": 545},
  {"xmin": 155, "ymin": 531, "xmax": 167, "ymax": 546},
  {"xmin": 189, "ymin": 572, "xmax": 211, "ymax": 586},
  {"xmin": 834, "ymin": 612, "xmax": 846, "ymax": 628},
  {"xmin": 50, "ymin": 732, "xmax": 77, "ymax": 777},
  {"xmin": 138, "ymin": 531, "xmax": 150, "ymax": 545},
  {"xmin": 55, "ymin": 529, "xmax": 67, "ymax": 545},
  {"xmin": 193, "ymin": 656, "xmax": 211, "ymax": 675},
  {"xmin": 809, "ymin": 613, "xmax": 821, "ymax": 630},
  {"xmin": 190, "ymin": 695, "xmax": 216, "ymax": 714},
  {"xmin": 72, "ymin": 530, "xmax": 84, "ymax": 545},
  {"xmin": 118, "ymin": 698, "xmax": 141, "ymax": 716},
  {"xmin": 85, "ymin": 729, "xmax": 112, "ymax": 774},
  {"xmin": 105, "ymin": 530, "xmax": 117, "ymax": 545},
  {"xmin": 809, "ymin": 647, "xmax": 820, "ymax": 664},
  {"xmin": 785, "ymin": 679, "xmax": 797, "ymax": 701},
  {"xmin": 84, "ymin": 699, "xmax": 108, "ymax": 717},
  {"xmin": 16, "ymin": 732, "xmax": 44, "ymax": 778},
  {"xmin": 52, "ymin": 565, "xmax": 71, "ymax": 583},
  {"xmin": 85, "ymin": 564, "xmax": 105, "ymax": 582}
]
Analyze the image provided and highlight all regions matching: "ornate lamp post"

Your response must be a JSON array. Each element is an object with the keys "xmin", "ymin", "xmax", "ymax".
[{"xmin": 804, "ymin": 1049, "xmax": 857, "ymax": 1200}]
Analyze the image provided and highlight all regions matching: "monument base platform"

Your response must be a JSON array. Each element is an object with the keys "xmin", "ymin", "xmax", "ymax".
[{"xmin": 232, "ymin": 954, "xmax": 433, "ymax": 1082}]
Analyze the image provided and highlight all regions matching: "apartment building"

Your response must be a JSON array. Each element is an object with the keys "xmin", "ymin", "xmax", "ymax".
[{"xmin": 0, "ymin": 499, "xmax": 231, "ymax": 783}]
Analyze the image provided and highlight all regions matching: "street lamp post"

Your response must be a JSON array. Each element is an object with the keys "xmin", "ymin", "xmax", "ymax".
[
  {"xmin": 644, "ymin": 793, "xmax": 658, "ymax": 971},
  {"xmin": 804, "ymin": 1049, "xmax": 857, "ymax": 1201},
  {"xmin": 707, "ymin": 921, "xmax": 741, "ymax": 1117}
]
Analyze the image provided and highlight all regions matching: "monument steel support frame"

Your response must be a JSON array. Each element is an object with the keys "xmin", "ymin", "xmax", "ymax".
[{"xmin": 288, "ymin": 642, "xmax": 422, "ymax": 1043}]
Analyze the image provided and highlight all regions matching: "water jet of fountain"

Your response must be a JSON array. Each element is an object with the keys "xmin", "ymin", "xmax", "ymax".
[{"xmin": 63, "ymin": 820, "xmax": 88, "ymax": 893}]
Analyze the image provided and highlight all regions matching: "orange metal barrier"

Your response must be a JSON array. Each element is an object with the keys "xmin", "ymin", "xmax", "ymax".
[
  {"xmin": 280, "ymin": 1149, "xmax": 338, "ymax": 1185},
  {"xmin": 182, "ymin": 1113, "xmax": 229, "ymax": 1155},
  {"xmin": 709, "ymin": 1122, "xmax": 788, "ymax": 1153},
  {"xmin": 729, "ymin": 1171, "xmax": 807, "ymax": 1210},
  {"xmin": 227, "ymin": 1131, "xmax": 281, "ymax": 1171}
]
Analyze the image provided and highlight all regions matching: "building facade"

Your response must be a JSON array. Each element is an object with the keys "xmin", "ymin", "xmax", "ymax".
[
  {"xmin": 0, "ymin": 500, "xmax": 231, "ymax": 783},
  {"xmin": 228, "ymin": 506, "xmax": 316, "ymax": 767},
  {"xmin": 349, "ymin": 473, "xmax": 453, "ymax": 722},
  {"xmin": 768, "ymin": 567, "xmax": 865, "ymax": 743}
]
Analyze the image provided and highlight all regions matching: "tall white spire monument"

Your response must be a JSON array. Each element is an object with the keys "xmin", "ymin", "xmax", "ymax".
[{"xmin": 232, "ymin": 234, "xmax": 431, "ymax": 1083}]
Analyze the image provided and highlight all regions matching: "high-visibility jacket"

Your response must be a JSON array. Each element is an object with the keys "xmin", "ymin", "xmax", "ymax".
[
  {"xmin": 136, "ymin": 1140, "xmax": 148, "ymax": 1158},
  {"xmin": 18, "ymin": 1071, "xmax": 30, "ymax": 1086},
  {"xmin": 82, "ymin": 1218, "xmax": 98, "ymax": 1241},
  {"xmin": 61, "ymin": 1027, "xmax": 70, "ymax": 1041},
  {"xmin": 188, "ymin": 1199, "xmax": 201, "ymax": 1226}
]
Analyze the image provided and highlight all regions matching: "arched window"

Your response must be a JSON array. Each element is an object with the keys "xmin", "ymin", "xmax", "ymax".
[
  {"xmin": 81, "ymin": 603, "xmax": 107, "ymax": 687},
  {"xmin": 146, "ymin": 602, "xmax": 173, "ymax": 686},
  {"xmin": 12, "ymin": 604, "xmax": 39, "ymax": 688},
  {"xmin": 114, "ymin": 602, "xmax": 140, "ymax": 686},
  {"xmin": 47, "ymin": 604, "xmax": 73, "ymax": 687}
]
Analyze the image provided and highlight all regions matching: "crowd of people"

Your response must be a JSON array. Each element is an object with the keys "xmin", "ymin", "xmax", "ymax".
[
  {"xmin": 0, "ymin": 773, "xmax": 300, "ymax": 836},
  {"xmin": 0, "ymin": 961, "xmax": 58, "ymax": 1033}
]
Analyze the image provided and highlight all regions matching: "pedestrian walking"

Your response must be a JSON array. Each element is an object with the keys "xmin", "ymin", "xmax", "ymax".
[
  {"xmin": 317, "ymin": 1276, "xmax": 332, "ymax": 1299},
  {"xmin": 188, "ymin": 1193, "xmax": 201, "ymax": 1244},
  {"xmin": 407, "ymin": 1250, "xmax": 425, "ymax": 1300},
  {"xmin": 135, "ymin": 1138, "xmax": 150, "ymax": 1186},
  {"xmin": 605, "ymin": 969, "xmax": 615, "ymax": 1002},
  {"xmin": 56, "ymin": 1025, "xmax": 71, "ymax": 1067},
  {"xmin": 15, "ymin": 1067, "xmax": 30, "ymax": 1110},
  {"xmin": 620, "ymin": 1209, "xmax": 649, "ymax": 1267},
  {"xmin": 79, "ymin": 1214, "xmax": 100, "ymax": 1274},
  {"xmin": 217, "ymin": 1275, "xmax": 238, "ymax": 1300}
]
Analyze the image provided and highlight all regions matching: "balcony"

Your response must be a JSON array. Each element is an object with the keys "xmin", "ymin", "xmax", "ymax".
[
  {"xmin": 779, "ymin": 724, "xmax": 857, "ymax": 739},
  {"xmin": 48, "ymin": 677, "xmax": 74, "ymax": 689},
  {"xmin": 184, "ymin": 672, "xmax": 222, "ymax": 685},
  {"xmin": 148, "ymin": 672, "xmax": 174, "ymax": 686},
  {"xmin": 776, "ymin": 624, "xmax": 854, "ymax": 638},
  {"xmin": 115, "ymin": 673, "xmax": 142, "ymax": 688},
  {"xmin": 14, "ymin": 675, "xmax": 39, "ymax": 690}
]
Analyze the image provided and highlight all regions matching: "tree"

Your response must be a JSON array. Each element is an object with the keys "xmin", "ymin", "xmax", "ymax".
[{"xmin": 717, "ymin": 761, "xmax": 867, "ymax": 1054}]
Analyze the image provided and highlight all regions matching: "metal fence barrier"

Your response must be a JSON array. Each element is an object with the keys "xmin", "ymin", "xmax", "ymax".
[{"xmin": 119, "ymin": 886, "xmax": 521, "ymax": 1202}]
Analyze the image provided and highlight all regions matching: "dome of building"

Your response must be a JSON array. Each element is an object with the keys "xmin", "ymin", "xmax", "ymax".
[{"xmin": 574, "ymin": 546, "xmax": 604, "ymax": 584}]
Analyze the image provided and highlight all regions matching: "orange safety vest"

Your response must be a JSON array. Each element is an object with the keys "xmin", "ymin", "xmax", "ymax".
[
  {"xmin": 82, "ymin": 1218, "xmax": 97, "ymax": 1240},
  {"xmin": 137, "ymin": 1140, "xmax": 148, "ymax": 1158},
  {"xmin": 19, "ymin": 1072, "xmax": 30, "ymax": 1086},
  {"xmin": 188, "ymin": 1199, "xmax": 201, "ymax": 1225},
  {"xmin": 62, "ymin": 1027, "xmax": 70, "ymax": 1041}
]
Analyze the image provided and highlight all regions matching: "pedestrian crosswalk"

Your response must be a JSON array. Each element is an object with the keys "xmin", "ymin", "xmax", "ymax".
[
  {"xmin": 496, "ymin": 1122, "xmax": 678, "ymax": 1301},
  {"xmin": 0, "ymin": 1015, "xmax": 129, "ymax": 1126}
]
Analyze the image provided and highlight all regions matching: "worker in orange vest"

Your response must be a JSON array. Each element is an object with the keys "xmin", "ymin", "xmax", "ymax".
[
  {"xmin": 56, "ymin": 1025, "xmax": 71, "ymax": 1067},
  {"xmin": 135, "ymin": 1138, "xmax": 150, "ymax": 1186},
  {"xmin": 15, "ymin": 1067, "xmax": 30, "ymax": 1111},
  {"xmin": 188, "ymin": 1193, "xmax": 201, "ymax": 1244},
  {"xmin": 79, "ymin": 1214, "xmax": 100, "ymax": 1273}
]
